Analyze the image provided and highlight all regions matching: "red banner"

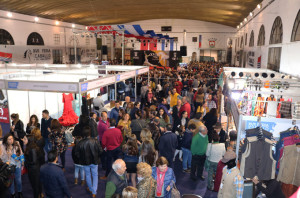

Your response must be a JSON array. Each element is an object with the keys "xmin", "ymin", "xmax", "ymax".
[
  {"xmin": 149, "ymin": 40, "xmax": 157, "ymax": 51},
  {"xmin": 0, "ymin": 52, "xmax": 12, "ymax": 62},
  {"xmin": 140, "ymin": 39, "xmax": 149, "ymax": 50},
  {"xmin": 0, "ymin": 107, "xmax": 10, "ymax": 123}
]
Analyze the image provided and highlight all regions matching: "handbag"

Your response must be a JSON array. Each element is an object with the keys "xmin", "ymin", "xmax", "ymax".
[
  {"xmin": 171, "ymin": 180, "xmax": 181, "ymax": 198},
  {"xmin": 21, "ymin": 166, "xmax": 28, "ymax": 175}
]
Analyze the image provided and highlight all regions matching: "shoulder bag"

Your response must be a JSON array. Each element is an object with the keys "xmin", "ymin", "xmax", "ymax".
[{"xmin": 171, "ymin": 180, "xmax": 181, "ymax": 198}]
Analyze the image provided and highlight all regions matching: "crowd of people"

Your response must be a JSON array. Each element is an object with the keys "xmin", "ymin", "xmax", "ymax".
[{"xmin": 0, "ymin": 61, "xmax": 257, "ymax": 198}]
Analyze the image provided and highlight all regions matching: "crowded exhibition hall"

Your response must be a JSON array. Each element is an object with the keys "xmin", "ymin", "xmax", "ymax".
[{"xmin": 0, "ymin": 0, "xmax": 300, "ymax": 197}]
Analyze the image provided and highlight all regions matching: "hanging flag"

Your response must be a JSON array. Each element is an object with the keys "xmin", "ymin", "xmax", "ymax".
[
  {"xmin": 161, "ymin": 40, "xmax": 165, "ymax": 51},
  {"xmin": 199, "ymin": 35, "xmax": 202, "ymax": 48},
  {"xmin": 257, "ymin": 56, "xmax": 261, "ymax": 68},
  {"xmin": 170, "ymin": 39, "xmax": 174, "ymax": 51},
  {"xmin": 149, "ymin": 40, "xmax": 157, "ymax": 51},
  {"xmin": 0, "ymin": 52, "xmax": 12, "ymax": 62}
]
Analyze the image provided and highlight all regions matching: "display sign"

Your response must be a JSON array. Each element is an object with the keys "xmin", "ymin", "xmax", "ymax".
[
  {"xmin": 0, "ymin": 107, "xmax": 10, "ymax": 123},
  {"xmin": 6, "ymin": 81, "xmax": 78, "ymax": 92},
  {"xmin": 80, "ymin": 76, "xmax": 115, "ymax": 92},
  {"xmin": 118, "ymin": 71, "xmax": 136, "ymax": 81},
  {"xmin": 169, "ymin": 51, "xmax": 180, "ymax": 67},
  {"xmin": 136, "ymin": 67, "xmax": 149, "ymax": 75}
]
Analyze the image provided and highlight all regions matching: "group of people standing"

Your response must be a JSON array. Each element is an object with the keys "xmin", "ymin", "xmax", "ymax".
[{"xmin": 0, "ymin": 61, "xmax": 252, "ymax": 198}]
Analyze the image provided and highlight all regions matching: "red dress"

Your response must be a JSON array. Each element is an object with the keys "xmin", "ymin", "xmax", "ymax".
[{"xmin": 58, "ymin": 93, "xmax": 79, "ymax": 126}]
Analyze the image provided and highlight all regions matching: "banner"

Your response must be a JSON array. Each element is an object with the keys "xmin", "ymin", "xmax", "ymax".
[
  {"xmin": 0, "ymin": 52, "xmax": 12, "ymax": 62},
  {"xmin": 199, "ymin": 35, "xmax": 202, "ymax": 48},
  {"xmin": 149, "ymin": 40, "xmax": 157, "ymax": 51},
  {"xmin": 169, "ymin": 51, "xmax": 180, "ymax": 67},
  {"xmin": 257, "ymin": 56, "xmax": 261, "ymax": 68},
  {"xmin": 131, "ymin": 50, "xmax": 181, "ymax": 67},
  {"xmin": 247, "ymin": 51, "xmax": 255, "ymax": 67}
]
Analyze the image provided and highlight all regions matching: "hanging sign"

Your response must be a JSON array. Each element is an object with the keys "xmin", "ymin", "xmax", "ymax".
[{"xmin": 6, "ymin": 81, "xmax": 78, "ymax": 92}]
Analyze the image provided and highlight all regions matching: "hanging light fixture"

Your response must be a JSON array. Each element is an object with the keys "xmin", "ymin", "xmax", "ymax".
[
  {"xmin": 257, "ymin": 3, "xmax": 262, "ymax": 9},
  {"xmin": 34, "ymin": 17, "xmax": 39, "ymax": 22},
  {"xmin": 55, "ymin": 21, "xmax": 60, "ymax": 25},
  {"xmin": 244, "ymin": 18, "xmax": 248, "ymax": 22},
  {"xmin": 72, "ymin": 24, "xmax": 76, "ymax": 28},
  {"xmin": 240, "ymin": 22, "xmax": 243, "ymax": 26},
  {"xmin": 250, "ymin": 12, "xmax": 253, "ymax": 17},
  {"xmin": 7, "ymin": 12, "xmax": 12, "ymax": 18}
]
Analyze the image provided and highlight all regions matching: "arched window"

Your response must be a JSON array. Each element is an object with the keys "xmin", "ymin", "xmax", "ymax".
[
  {"xmin": 249, "ymin": 31, "xmax": 254, "ymax": 47},
  {"xmin": 291, "ymin": 9, "xmax": 300, "ymax": 42},
  {"xmin": 240, "ymin": 36, "xmax": 244, "ymax": 48},
  {"xmin": 27, "ymin": 32, "xmax": 44, "ymax": 45},
  {"xmin": 245, "ymin": 33, "xmax": 248, "ymax": 46},
  {"xmin": 269, "ymin": 16, "xmax": 283, "ymax": 44},
  {"xmin": 257, "ymin": 25, "xmax": 265, "ymax": 46},
  {"xmin": 0, "ymin": 29, "xmax": 14, "ymax": 45}
]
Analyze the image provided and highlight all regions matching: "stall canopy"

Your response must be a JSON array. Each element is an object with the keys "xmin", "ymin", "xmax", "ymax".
[{"xmin": 87, "ymin": 25, "xmax": 174, "ymax": 40}]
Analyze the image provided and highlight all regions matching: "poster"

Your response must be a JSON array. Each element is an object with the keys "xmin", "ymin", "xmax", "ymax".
[
  {"xmin": 247, "ymin": 51, "xmax": 255, "ymax": 67},
  {"xmin": 131, "ymin": 50, "xmax": 181, "ymax": 68}
]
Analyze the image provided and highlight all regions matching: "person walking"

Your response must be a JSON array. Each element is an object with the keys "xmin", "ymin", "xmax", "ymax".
[
  {"xmin": 182, "ymin": 123, "xmax": 197, "ymax": 173},
  {"xmin": 190, "ymin": 125, "xmax": 209, "ymax": 181},
  {"xmin": 75, "ymin": 126, "xmax": 103, "ymax": 197},
  {"xmin": 101, "ymin": 118, "xmax": 123, "ymax": 179},
  {"xmin": 41, "ymin": 110, "xmax": 53, "ymax": 154}
]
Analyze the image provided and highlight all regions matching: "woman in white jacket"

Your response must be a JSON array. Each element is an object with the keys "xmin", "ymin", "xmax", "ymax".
[{"xmin": 206, "ymin": 131, "xmax": 226, "ymax": 190}]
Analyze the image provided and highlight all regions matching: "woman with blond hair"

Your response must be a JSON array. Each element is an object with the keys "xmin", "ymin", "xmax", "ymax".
[
  {"xmin": 30, "ymin": 128, "xmax": 45, "ymax": 165},
  {"xmin": 136, "ymin": 162, "xmax": 157, "ymax": 197},
  {"xmin": 139, "ymin": 128, "xmax": 154, "ymax": 148},
  {"xmin": 122, "ymin": 186, "xmax": 138, "ymax": 198}
]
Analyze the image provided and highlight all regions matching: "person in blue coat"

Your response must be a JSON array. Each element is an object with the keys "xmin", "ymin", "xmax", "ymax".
[
  {"xmin": 110, "ymin": 101, "xmax": 121, "ymax": 125},
  {"xmin": 152, "ymin": 156, "xmax": 176, "ymax": 198}
]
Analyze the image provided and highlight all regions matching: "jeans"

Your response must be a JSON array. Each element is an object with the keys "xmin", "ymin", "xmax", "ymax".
[
  {"xmin": 9, "ymin": 167, "xmax": 22, "ymax": 194},
  {"xmin": 106, "ymin": 147, "xmax": 122, "ymax": 176},
  {"xmin": 110, "ymin": 89, "xmax": 115, "ymax": 101},
  {"xmin": 44, "ymin": 138, "xmax": 52, "ymax": 154},
  {"xmin": 182, "ymin": 147, "xmax": 192, "ymax": 170},
  {"xmin": 75, "ymin": 164, "xmax": 85, "ymax": 180},
  {"xmin": 173, "ymin": 149, "xmax": 182, "ymax": 161},
  {"xmin": 83, "ymin": 164, "xmax": 98, "ymax": 195},
  {"xmin": 207, "ymin": 161, "xmax": 218, "ymax": 189},
  {"xmin": 190, "ymin": 154, "xmax": 206, "ymax": 179}
]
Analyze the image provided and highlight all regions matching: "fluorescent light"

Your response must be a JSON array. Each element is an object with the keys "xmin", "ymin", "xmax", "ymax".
[
  {"xmin": 250, "ymin": 12, "xmax": 253, "ymax": 17},
  {"xmin": 55, "ymin": 21, "xmax": 60, "ymax": 25},
  {"xmin": 72, "ymin": 24, "xmax": 75, "ymax": 28},
  {"xmin": 7, "ymin": 12, "xmax": 12, "ymax": 17},
  {"xmin": 34, "ymin": 17, "xmax": 39, "ymax": 22},
  {"xmin": 257, "ymin": 3, "xmax": 261, "ymax": 9}
]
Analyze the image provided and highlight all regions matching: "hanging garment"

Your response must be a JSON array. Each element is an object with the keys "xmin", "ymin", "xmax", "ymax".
[
  {"xmin": 240, "ymin": 136, "xmax": 276, "ymax": 180},
  {"xmin": 264, "ymin": 96, "xmax": 276, "ymax": 114},
  {"xmin": 58, "ymin": 93, "xmax": 79, "ymax": 126},
  {"xmin": 277, "ymin": 144, "xmax": 300, "ymax": 186},
  {"xmin": 251, "ymin": 96, "xmax": 257, "ymax": 116},
  {"xmin": 266, "ymin": 101, "xmax": 278, "ymax": 118},
  {"xmin": 254, "ymin": 97, "xmax": 264, "ymax": 117},
  {"xmin": 280, "ymin": 101, "xmax": 292, "ymax": 118},
  {"xmin": 277, "ymin": 134, "xmax": 300, "ymax": 170},
  {"xmin": 276, "ymin": 98, "xmax": 284, "ymax": 118},
  {"xmin": 293, "ymin": 102, "xmax": 300, "ymax": 119},
  {"xmin": 245, "ymin": 127, "xmax": 273, "ymax": 140}
]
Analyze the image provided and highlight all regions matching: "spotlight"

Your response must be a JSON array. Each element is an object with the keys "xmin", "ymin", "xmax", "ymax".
[
  {"xmin": 281, "ymin": 75, "xmax": 285, "ymax": 79},
  {"xmin": 55, "ymin": 21, "xmax": 60, "ymax": 25},
  {"xmin": 237, "ymin": 25, "xmax": 240, "ymax": 29},
  {"xmin": 250, "ymin": 12, "xmax": 253, "ymax": 17},
  {"xmin": 85, "ymin": 26, "xmax": 88, "ymax": 30},
  {"xmin": 244, "ymin": 18, "xmax": 248, "ymax": 22},
  {"xmin": 262, "ymin": 73, "xmax": 268, "ymax": 78},
  {"xmin": 231, "ymin": 72, "xmax": 236, "ymax": 77},
  {"xmin": 257, "ymin": 3, "xmax": 261, "ymax": 9},
  {"xmin": 255, "ymin": 73, "xmax": 259, "ymax": 77},
  {"xmin": 7, "ymin": 12, "xmax": 12, "ymax": 18},
  {"xmin": 270, "ymin": 73, "xmax": 275, "ymax": 78},
  {"xmin": 34, "ymin": 17, "xmax": 39, "ymax": 22},
  {"xmin": 240, "ymin": 22, "xmax": 243, "ymax": 26},
  {"xmin": 72, "ymin": 24, "xmax": 76, "ymax": 28},
  {"xmin": 239, "ymin": 72, "xmax": 244, "ymax": 77}
]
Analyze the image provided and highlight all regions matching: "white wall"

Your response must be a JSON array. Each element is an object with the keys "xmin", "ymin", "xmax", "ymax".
[
  {"xmin": 233, "ymin": 0, "xmax": 300, "ymax": 77},
  {"xmin": 126, "ymin": 19, "xmax": 235, "ymax": 60},
  {"xmin": 0, "ymin": 10, "xmax": 97, "ymax": 64}
]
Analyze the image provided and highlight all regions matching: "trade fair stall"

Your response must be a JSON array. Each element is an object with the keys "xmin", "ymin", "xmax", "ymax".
[
  {"xmin": 222, "ymin": 67, "xmax": 300, "ymax": 197},
  {"xmin": 0, "ymin": 64, "xmax": 149, "ymax": 134}
]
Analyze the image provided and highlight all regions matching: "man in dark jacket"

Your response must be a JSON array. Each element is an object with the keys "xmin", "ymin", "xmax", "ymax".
[
  {"xmin": 40, "ymin": 150, "xmax": 71, "ymax": 198},
  {"xmin": 89, "ymin": 112, "xmax": 98, "ymax": 138},
  {"xmin": 158, "ymin": 124, "xmax": 178, "ymax": 167},
  {"xmin": 41, "ymin": 110, "xmax": 53, "ymax": 154},
  {"xmin": 213, "ymin": 122, "xmax": 228, "ymax": 143},
  {"xmin": 182, "ymin": 123, "xmax": 196, "ymax": 173},
  {"xmin": 105, "ymin": 159, "xmax": 128, "ymax": 198},
  {"xmin": 110, "ymin": 101, "xmax": 121, "ymax": 125},
  {"xmin": 75, "ymin": 126, "xmax": 103, "ymax": 197}
]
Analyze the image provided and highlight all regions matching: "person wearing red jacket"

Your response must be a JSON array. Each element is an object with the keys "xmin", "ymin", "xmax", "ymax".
[
  {"xmin": 180, "ymin": 96, "xmax": 191, "ymax": 118},
  {"xmin": 101, "ymin": 118, "xmax": 123, "ymax": 179},
  {"xmin": 175, "ymin": 79, "xmax": 183, "ymax": 95}
]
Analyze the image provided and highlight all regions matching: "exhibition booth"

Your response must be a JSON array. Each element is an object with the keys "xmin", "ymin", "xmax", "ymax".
[
  {"xmin": 0, "ymin": 64, "xmax": 149, "ymax": 134},
  {"xmin": 222, "ymin": 67, "xmax": 300, "ymax": 197}
]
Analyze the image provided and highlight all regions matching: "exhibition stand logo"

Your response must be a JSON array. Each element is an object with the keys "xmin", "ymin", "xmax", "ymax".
[
  {"xmin": 8, "ymin": 82, "xmax": 19, "ymax": 89},
  {"xmin": 81, "ymin": 83, "xmax": 88, "ymax": 92},
  {"xmin": 116, "ymin": 75, "xmax": 121, "ymax": 82}
]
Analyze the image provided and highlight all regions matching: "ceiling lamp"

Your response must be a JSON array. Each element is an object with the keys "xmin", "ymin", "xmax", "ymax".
[
  {"xmin": 55, "ymin": 21, "xmax": 60, "ymax": 25},
  {"xmin": 231, "ymin": 72, "xmax": 236, "ymax": 77},
  {"xmin": 85, "ymin": 26, "xmax": 88, "ymax": 30},
  {"xmin": 257, "ymin": 3, "xmax": 262, "ymax": 9},
  {"xmin": 262, "ymin": 73, "xmax": 268, "ymax": 78},
  {"xmin": 240, "ymin": 22, "xmax": 243, "ymax": 26},
  {"xmin": 270, "ymin": 73, "xmax": 275, "ymax": 78},
  {"xmin": 255, "ymin": 73, "xmax": 259, "ymax": 77},
  {"xmin": 244, "ymin": 18, "xmax": 248, "ymax": 22},
  {"xmin": 7, "ymin": 12, "xmax": 12, "ymax": 18},
  {"xmin": 250, "ymin": 12, "xmax": 253, "ymax": 17},
  {"xmin": 72, "ymin": 24, "xmax": 76, "ymax": 28},
  {"xmin": 34, "ymin": 17, "xmax": 39, "ymax": 22},
  {"xmin": 237, "ymin": 25, "xmax": 240, "ymax": 29},
  {"xmin": 239, "ymin": 72, "xmax": 244, "ymax": 77}
]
